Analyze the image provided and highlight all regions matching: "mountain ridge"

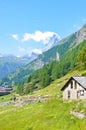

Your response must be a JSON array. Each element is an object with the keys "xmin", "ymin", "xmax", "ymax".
[
  {"xmin": 1, "ymin": 24, "xmax": 86, "ymax": 86},
  {"xmin": 0, "ymin": 33, "xmax": 60, "ymax": 79}
]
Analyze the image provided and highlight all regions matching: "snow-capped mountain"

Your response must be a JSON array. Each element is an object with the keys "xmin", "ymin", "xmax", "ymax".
[
  {"xmin": 0, "ymin": 33, "xmax": 61, "ymax": 78},
  {"xmin": 42, "ymin": 33, "xmax": 61, "ymax": 52}
]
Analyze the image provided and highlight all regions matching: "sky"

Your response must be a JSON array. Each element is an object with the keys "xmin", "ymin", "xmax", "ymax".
[{"xmin": 0, "ymin": 0, "xmax": 86, "ymax": 56}]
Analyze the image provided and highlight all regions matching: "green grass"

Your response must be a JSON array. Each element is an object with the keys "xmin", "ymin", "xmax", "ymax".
[
  {"xmin": 0, "ymin": 99, "xmax": 86, "ymax": 130},
  {"xmin": 0, "ymin": 93, "xmax": 20, "ymax": 103},
  {"xmin": 0, "ymin": 70, "xmax": 86, "ymax": 130},
  {"xmin": 0, "ymin": 94, "xmax": 12, "ymax": 102},
  {"xmin": 31, "ymin": 70, "xmax": 86, "ymax": 96}
]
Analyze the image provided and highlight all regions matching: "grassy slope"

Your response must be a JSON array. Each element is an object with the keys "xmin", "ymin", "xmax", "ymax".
[
  {"xmin": 0, "ymin": 70, "xmax": 86, "ymax": 130},
  {"xmin": 0, "ymin": 99, "xmax": 86, "ymax": 130},
  {"xmin": 31, "ymin": 69, "xmax": 86, "ymax": 96}
]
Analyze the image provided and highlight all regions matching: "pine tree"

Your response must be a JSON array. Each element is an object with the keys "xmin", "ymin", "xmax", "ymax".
[{"xmin": 78, "ymin": 46, "xmax": 86, "ymax": 68}]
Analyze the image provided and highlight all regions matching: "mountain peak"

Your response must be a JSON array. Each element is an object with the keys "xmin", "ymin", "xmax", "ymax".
[{"xmin": 43, "ymin": 33, "xmax": 61, "ymax": 52}]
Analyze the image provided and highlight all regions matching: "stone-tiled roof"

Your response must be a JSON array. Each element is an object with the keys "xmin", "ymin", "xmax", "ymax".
[
  {"xmin": 73, "ymin": 76, "xmax": 86, "ymax": 89},
  {"xmin": 61, "ymin": 76, "xmax": 86, "ymax": 91}
]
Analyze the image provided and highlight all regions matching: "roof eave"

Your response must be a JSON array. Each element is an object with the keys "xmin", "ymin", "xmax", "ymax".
[{"xmin": 61, "ymin": 77, "xmax": 73, "ymax": 91}]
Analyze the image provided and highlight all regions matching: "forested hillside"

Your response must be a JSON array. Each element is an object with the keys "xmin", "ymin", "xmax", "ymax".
[
  {"xmin": 1, "ymin": 24, "xmax": 86, "ymax": 87},
  {"xmin": 16, "ymin": 40, "xmax": 86, "ymax": 95},
  {"xmin": 0, "ymin": 33, "xmax": 77, "ymax": 86}
]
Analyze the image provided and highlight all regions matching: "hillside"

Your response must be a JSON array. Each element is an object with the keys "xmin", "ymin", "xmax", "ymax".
[
  {"xmin": 1, "ymin": 24, "xmax": 86, "ymax": 86},
  {"xmin": 0, "ymin": 70, "xmax": 86, "ymax": 130},
  {"xmin": 0, "ymin": 33, "xmax": 60, "ymax": 79},
  {"xmin": 16, "ymin": 40, "xmax": 86, "ymax": 95},
  {"xmin": 0, "ymin": 99, "xmax": 86, "ymax": 130},
  {"xmin": 0, "ymin": 54, "xmax": 34, "ymax": 79}
]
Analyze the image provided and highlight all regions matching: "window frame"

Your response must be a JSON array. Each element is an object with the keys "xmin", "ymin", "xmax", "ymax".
[
  {"xmin": 80, "ymin": 90, "xmax": 84, "ymax": 96},
  {"xmin": 71, "ymin": 81, "xmax": 73, "ymax": 89},
  {"xmin": 74, "ymin": 81, "xmax": 77, "ymax": 89}
]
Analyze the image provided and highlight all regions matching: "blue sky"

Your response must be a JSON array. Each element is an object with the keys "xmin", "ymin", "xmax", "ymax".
[{"xmin": 0, "ymin": 0, "xmax": 86, "ymax": 56}]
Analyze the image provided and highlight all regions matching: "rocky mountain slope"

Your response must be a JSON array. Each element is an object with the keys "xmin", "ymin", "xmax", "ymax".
[
  {"xmin": 1, "ymin": 24, "xmax": 86, "ymax": 86},
  {"xmin": 0, "ymin": 54, "xmax": 33, "ymax": 78},
  {"xmin": 0, "ymin": 33, "xmax": 60, "ymax": 79}
]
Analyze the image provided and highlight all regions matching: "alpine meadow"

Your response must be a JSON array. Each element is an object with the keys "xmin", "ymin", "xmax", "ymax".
[{"xmin": 0, "ymin": 1, "xmax": 86, "ymax": 130}]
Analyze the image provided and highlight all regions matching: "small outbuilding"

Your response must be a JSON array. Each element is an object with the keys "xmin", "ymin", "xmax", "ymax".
[{"xmin": 61, "ymin": 76, "xmax": 86, "ymax": 100}]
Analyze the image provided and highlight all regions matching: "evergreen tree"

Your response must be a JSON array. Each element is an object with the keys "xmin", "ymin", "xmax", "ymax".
[
  {"xmin": 16, "ymin": 83, "xmax": 24, "ymax": 95},
  {"xmin": 27, "ymin": 75, "xmax": 31, "ymax": 83},
  {"xmin": 39, "ymin": 66, "xmax": 51, "ymax": 87},
  {"xmin": 78, "ymin": 46, "xmax": 86, "ymax": 68}
]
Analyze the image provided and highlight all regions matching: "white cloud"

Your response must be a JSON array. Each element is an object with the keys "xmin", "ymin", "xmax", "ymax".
[
  {"xmin": 22, "ymin": 31, "xmax": 61, "ymax": 44},
  {"xmin": 73, "ymin": 24, "xmax": 81, "ymax": 30},
  {"xmin": 31, "ymin": 48, "xmax": 42, "ymax": 54},
  {"xmin": 73, "ymin": 24, "xmax": 77, "ymax": 28},
  {"xmin": 82, "ymin": 18, "xmax": 86, "ymax": 22},
  {"xmin": 12, "ymin": 34, "xmax": 19, "ymax": 40},
  {"xmin": 18, "ymin": 46, "xmax": 26, "ymax": 52}
]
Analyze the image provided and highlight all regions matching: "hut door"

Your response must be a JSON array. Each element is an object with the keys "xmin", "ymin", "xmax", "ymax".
[{"xmin": 77, "ymin": 91, "xmax": 80, "ymax": 99}]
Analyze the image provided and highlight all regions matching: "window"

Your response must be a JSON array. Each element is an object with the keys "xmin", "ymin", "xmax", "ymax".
[
  {"xmin": 80, "ymin": 90, "xmax": 84, "ymax": 96},
  {"xmin": 71, "ymin": 81, "xmax": 73, "ymax": 89},
  {"xmin": 74, "ymin": 81, "xmax": 77, "ymax": 89}
]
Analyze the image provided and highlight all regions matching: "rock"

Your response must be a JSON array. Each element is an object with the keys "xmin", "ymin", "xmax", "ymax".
[{"xmin": 70, "ymin": 110, "xmax": 86, "ymax": 119}]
